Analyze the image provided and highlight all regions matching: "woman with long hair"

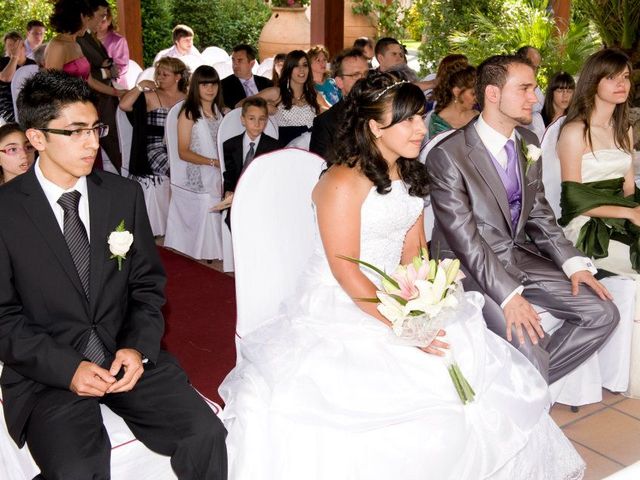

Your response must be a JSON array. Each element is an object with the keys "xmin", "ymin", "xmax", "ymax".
[
  {"xmin": 251, "ymin": 50, "xmax": 320, "ymax": 146},
  {"xmin": 219, "ymin": 72, "xmax": 585, "ymax": 480},
  {"xmin": 557, "ymin": 48, "xmax": 639, "ymax": 396},
  {"xmin": 177, "ymin": 65, "xmax": 224, "ymax": 192},
  {"xmin": 429, "ymin": 64, "xmax": 478, "ymax": 137},
  {"xmin": 541, "ymin": 72, "xmax": 575, "ymax": 126},
  {"xmin": 308, "ymin": 44, "xmax": 341, "ymax": 111},
  {"xmin": 119, "ymin": 56, "xmax": 189, "ymax": 184},
  {"xmin": 0, "ymin": 123, "xmax": 35, "ymax": 184}
]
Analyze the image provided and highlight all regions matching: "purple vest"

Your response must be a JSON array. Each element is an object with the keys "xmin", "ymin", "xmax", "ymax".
[{"xmin": 489, "ymin": 152, "xmax": 522, "ymax": 231}]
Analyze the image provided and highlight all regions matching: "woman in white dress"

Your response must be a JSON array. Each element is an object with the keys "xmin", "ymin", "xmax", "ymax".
[
  {"xmin": 557, "ymin": 48, "xmax": 640, "ymax": 397},
  {"xmin": 219, "ymin": 72, "xmax": 585, "ymax": 480}
]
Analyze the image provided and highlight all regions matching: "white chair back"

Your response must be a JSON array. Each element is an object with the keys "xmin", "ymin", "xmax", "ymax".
[
  {"xmin": 232, "ymin": 149, "xmax": 325, "ymax": 339},
  {"xmin": 116, "ymin": 108, "xmax": 133, "ymax": 176},
  {"xmin": 540, "ymin": 116, "xmax": 565, "ymax": 219},
  {"xmin": 179, "ymin": 54, "xmax": 204, "ymax": 73},
  {"xmin": 136, "ymin": 67, "xmax": 156, "ymax": 84},
  {"xmin": 422, "ymin": 110, "xmax": 434, "ymax": 143},
  {"xmin": 419, "ymin": 128, "xmax": 455, "ymax": 165},
  {"xmin": 10, "ymin": 64, "xmax": 39, "ymax": 123},
  {"xmin": 251, "ymin": 59, "xmax": 260, "ymax": 75},
  {"xmin": 286, "ymin": 131, "xmax": 311, "ymax": 150},
  {"xmin": 165, "ymin": 100, "xmax": 186, "ymax": 187},
  {"xmin": 212, "ymin": 61, "xmax": 233, "ymax": 80},
  {"xmin": 201, "ymin": 46, "xmax": 230, "ymax": 66},
  {"xmin": 123, "ymin": 59, "xmax": 143, "ymax": 89},
  {"xmin": 256, "ymin": 57, "xmax": 274, "ymax": 79}
]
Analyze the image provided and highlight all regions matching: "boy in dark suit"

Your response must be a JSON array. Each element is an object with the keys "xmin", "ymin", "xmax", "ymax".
[
  {"xmin": 0, "ymin": 70, "xmax": 227, "ymax": 479},
  {"xmin": 222, "ymin": 97, "xmax": 279, "ymax": 228},
  {"xmin": 221, "ymin": 44, "xmax": 272, "ymax": 110}
]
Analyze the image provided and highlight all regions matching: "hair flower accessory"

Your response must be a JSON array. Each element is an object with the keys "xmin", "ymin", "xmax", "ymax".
[
  {"xmin": 522, "ymin": 140, "xmax": 542, "ymax": 173},
  {"xmin": 108, "ymin": 220, "xmax": 133, "ymax": 271}
]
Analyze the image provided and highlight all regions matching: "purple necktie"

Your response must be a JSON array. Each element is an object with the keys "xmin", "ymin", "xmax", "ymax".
[{"xmin": 503, "ymin": 139, "xmax": 522, "ymax": 230}]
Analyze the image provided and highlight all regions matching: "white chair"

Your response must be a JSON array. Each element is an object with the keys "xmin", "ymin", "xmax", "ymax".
[
  {"xmin": 201, "ymin": 46, "xmax": 230, "ymax": 66},
  {"xmin": 256, "ymin": 57, "xmax": 274, "ymax": 79},
  {"xmin": 419, "ymin": 128, "xmax": 455, "ymax": 165},
  {"xmin": 216, "ymin": 108, "xmax": 279, "ymax": 272},
  {"xmin": 136, "ymin": 67, "xmax": 156, "ymax": 84},
  {"xmin": 286, "ymin": 131, "xmax": 311, "ymax": 150},
  {"xmin": 0, "ymin": 363, "xmax": 221, "ymax": 479},
  {"xmin": 212, "ymin": 61, "xmax": 233, "ymax": 80},
  {"xmin": 177, "ymin": 54, "xmax": 204, "ymax": 73},
  {"xmin": 123, "ymin": 59, "xmax": 143, "ymax": 90},
  {"xmin": 116, "ymin": 106, "xmax": 170, "ymax": 237},
  {"xmin": 163, "ymin": 101, "xmax": 224, "ymax": 260},
  {"xmin": 540, "ymin": 116, "xmax": 565, "ymax": 219},
  {"xmin": 10, "ymin": 64, "xmax": 39, "ymax": 123},
  {"xmin": 231, "ymin": 149, "xmax": 325, "ymax": 348},
  {"xmin": 251, "ymin": 59, "xmax": 260, "ymax": 75}
]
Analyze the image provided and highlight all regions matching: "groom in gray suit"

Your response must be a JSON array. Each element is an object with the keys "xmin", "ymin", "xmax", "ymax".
[{"xmin": 425, "ymin": 55, "xmax": 619, "ymax": 383}]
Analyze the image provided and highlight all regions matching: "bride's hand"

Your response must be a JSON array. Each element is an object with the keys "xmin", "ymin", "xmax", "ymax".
[
  {"xmin": 420, "ymin": 329, "xmax": 449, "ymax": 356},
  {"xmin": 628, "ymin": 206, "xmax": 640, "ymax": 227}
]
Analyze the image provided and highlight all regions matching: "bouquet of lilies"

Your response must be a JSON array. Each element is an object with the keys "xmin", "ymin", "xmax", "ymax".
[{"xmin": 340, "ymin": 247, "xmax": 476, "ymax": 404}]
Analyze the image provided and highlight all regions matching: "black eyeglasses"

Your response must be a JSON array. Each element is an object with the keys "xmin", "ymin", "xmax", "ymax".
[
  {"xmin": 39, "ymin": 124, "xmax": 109, "ymax": 140},
  {"xmin": 340, "ymin": 71, "xmax": 368, "ymax": 80}
]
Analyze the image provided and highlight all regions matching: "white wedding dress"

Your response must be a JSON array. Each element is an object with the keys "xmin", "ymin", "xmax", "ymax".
[
  {"xmin": 219, "ymin": 180, "xmax": 585, "ymax": 480},
  {"xmin": 563, "ymin": 149, "xmax": 640, "ymax": 397}
]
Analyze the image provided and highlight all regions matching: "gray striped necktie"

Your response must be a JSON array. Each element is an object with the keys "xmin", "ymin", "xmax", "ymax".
[{"xmin": 57, "ymin": 191, "xmax": 105, "ymax": 365}]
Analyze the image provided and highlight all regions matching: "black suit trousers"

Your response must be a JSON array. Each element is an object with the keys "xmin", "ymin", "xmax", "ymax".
[{"xmin": 25, "ymin": 352, "xmax": 227, "ymax": 480}]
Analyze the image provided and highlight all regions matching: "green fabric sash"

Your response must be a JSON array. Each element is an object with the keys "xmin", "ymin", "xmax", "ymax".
[{"xmin": 559, "ymin": 178, "xmax": 640, "ymax": 272}]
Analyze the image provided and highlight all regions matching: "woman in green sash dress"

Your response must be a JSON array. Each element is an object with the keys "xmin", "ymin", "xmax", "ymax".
[
  {"xmin": 428, "ymin": 65, "xmax": 478, "ymax": 138},
  {"xmin": 557, "ymin": 48, "xmax": 640, "ymax": 397}
]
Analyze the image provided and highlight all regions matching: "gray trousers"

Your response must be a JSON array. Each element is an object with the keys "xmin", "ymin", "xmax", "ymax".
[{"xmin": 469, "ymin": 252, "xmax": 619, "ymax": 384}]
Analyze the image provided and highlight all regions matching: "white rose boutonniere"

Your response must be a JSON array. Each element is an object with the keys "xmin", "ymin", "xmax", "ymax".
[
  {"xmin": 522, "ymin": 141, "xmax": 542, "ymax": 174},
  {"xmin": 108, "ymin": 220, "xmax": 133, "ymax": 271}
]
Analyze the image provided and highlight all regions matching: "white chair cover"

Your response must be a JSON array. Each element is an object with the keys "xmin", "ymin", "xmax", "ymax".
[
  {"xmin": 524, "ymin": 112, "xmax": 545, "ymax": 142},
  {"xmin": 419, "ymin": 128, "xmax": 456, "ymax": 165},
  {"xmin": 231, "ymin": 149, "xmax": 325, "ymax": 344},
  {"xmin": 201, "ymin": 46, "xmax": 230, "ymax": 66},
  {"xmin": 256, "ymin": 57, "xmax": 274, "ymax": 79},
  {"xmin": 136, "ymin": 67, "xmax": 156, "ymax": 84},
  {"xmin": 10, "ymin": 64, "xmax": 39, "ymax": 123},
  {"xmin": 216, "ymin": 108, "xmax": 279, "ymax": 272},
  {"xmin": 540, "ymin": 115, "xmax": 565, "ymax": 219},
  {"xmin": 177, "ymin": 54, "xmax": 204, "ymax": 73},
  {"xmin": 212, "ymin": 61, "xmax": 233, "ymax": 80},
  {"xmin": 0, "ymin": 363, "xmax": 221, "ymax": 480},
  {"xmin": 163, "ymin": 101, "xmax": 223, "ymax": 260},
  {"xmin": 422, "ymin": 110, "xmax": 434, "ymax": 143},
  {"xmin": 123, "ymin": 59, "xmax": 143, "ymax": 90},
  {"xmin": 116, "ymin": 108, "xmax": 133, "ymax": 177},
  {"xmin": 286, "ymin": 131, "xmax": 311, "ymax": 150},
  {"xmin": 251, "ymin": 60, "xmax": 260, "ymax": 75}
]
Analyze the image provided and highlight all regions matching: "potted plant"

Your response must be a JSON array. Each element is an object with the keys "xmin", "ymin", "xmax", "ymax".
[{"xmin": 259, "ymin": 0, "xmax": 311, "ymax": 60}]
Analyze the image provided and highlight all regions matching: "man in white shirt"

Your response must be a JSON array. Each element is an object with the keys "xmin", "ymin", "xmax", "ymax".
[
  {"xmin": 24, "ymin": 20, "xmax": 45, "ymax": 60},
  {"xmin": 153, "ymin": 24, "xmax": 202, "ymax": 66},
  {"xmin": 426, "ymin": 54, "xmax": 619, "ymax": 384}
]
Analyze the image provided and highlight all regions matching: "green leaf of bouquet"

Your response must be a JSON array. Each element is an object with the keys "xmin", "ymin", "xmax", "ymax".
[
  {"xmin": 116, "ymin": 219, "xmax": 125, "ymax": 231},
  {"xmin": 336, "ymin": 254, "xmax": 400, "ymax": 289},
  {"xmin": 353, "ymin": 297, "xmax": 380, "ymax": 303}
]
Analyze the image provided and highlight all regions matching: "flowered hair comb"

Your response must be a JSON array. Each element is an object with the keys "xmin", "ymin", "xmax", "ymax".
[{"xmin": 372, "ymin": 80, "xmax": 410, "ymax": 101}]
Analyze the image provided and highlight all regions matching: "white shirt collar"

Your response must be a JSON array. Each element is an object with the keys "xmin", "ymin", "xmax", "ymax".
[
  {"xmin": 475, "ymin": 113, "xmax": 517, "ymax": 158},
  {"xmin": 243, "ymin": 132, "xmax": 261, "ymax": 156},
  {"xmin": 35, "ymin": 158, "xmax": 89, "ymax": 210}
]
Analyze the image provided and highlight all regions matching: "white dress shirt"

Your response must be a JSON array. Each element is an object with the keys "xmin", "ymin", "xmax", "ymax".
[
  {"xmin": 474, "ymin": 114, "xmax": 596, "ymax": 307},
  {"xmin": 35, "ymin": 159, "xmax": 91, "ymax": 241}
]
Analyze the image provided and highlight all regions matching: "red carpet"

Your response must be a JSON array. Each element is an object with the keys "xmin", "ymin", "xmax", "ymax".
[{"xmin": 158, "ymin": 247, "xmax": 236, "ymax": 404}]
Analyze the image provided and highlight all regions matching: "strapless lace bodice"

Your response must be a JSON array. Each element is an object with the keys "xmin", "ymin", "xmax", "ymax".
[
  {"xmin": 579, "ymin": 149, "xmax": 632, "ymax": 182},
  {"xmin": 305, "ymin": 180, "xmax": 424, "ymax": 287}
]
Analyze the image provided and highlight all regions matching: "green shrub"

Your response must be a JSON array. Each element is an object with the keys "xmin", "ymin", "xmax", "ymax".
[
  {"xmin": 173, "ymin": 0, "xmax": 270, "ymax": 59},
  {"xmin": 0, "ymin": 0, "xmax": 53, "ymax": 55},
  {"xmin": 405, "ymin": 2, "xmax": 425, "ymax": 42},
  {"xmin": 141, "ymin": 0, "xmax": 175, "ymax": 67}
]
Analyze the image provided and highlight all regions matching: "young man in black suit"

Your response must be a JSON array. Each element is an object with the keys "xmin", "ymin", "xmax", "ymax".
[
  {"xmin": 309, "ymin": 48, "xmax": 369, "ymax": 161},
  {"xmin": 221, "ymin": 44, "xmax": 272, "ymax": 110},
  {"xmin": 0, "ymin": 70, "xmax": 227, "ymax": 479},
  {"xmin": 222, "ymin": 97, "xmax": 279, "ymax": 228}
]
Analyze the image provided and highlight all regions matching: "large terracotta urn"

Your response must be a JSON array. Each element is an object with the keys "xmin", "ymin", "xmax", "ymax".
[
  {"xmin": 258, "ymin": 7, "xmax": 311, "ymax": 60},
  {"xmin": 343, "ymin": 0, "xmax": 377, "ymax": 48}
]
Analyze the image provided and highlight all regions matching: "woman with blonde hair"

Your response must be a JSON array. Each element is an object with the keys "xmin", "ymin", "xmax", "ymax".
[
  {"xmin": 119, "ymin": 56, "xmax": 189, "ymax": 184},
  {"xmin": 308, "ymin": 45, "xmax": 341, "ymax": 110}
]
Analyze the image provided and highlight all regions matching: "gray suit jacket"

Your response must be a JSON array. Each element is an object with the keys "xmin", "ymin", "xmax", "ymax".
[{"xmin": 426, "ymin": 118, "xmax": 583, "ymax": 306}]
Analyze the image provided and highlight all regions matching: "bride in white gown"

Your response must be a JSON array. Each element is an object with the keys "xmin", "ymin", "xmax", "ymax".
[
  {"xmin": 219, "ymin": 73, "xmax": 585, "ymax": 479},
  {"xmin": 557, "ymin": 48, "xmax": 640, "ymax": 397}
]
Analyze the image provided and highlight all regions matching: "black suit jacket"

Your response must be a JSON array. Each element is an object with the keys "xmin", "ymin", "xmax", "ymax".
[
  {"xmin": 0, "ymin": 168, "xmax": 166, "ymax": 445},
  {"xmin": 309, "ymin": 99, "xmax": 345, "ymax": 161},
  {"xmin": 221, "ymin": 74, "xmax": 273, "ymax": 110},
  {"xmin": 223, "ymin": 133, "xmax": 280, "ymax": 194}
]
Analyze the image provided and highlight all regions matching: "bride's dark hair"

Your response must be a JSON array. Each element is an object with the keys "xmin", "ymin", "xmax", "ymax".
[{"xmin": 331, "ymin": 72, "xmax": 429, "ymax": 197}]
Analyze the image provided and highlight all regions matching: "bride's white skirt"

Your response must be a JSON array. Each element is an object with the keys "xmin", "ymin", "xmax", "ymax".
[{"xmin": 220, "ymin": 291, "xmax": 585, "ymax": 480}]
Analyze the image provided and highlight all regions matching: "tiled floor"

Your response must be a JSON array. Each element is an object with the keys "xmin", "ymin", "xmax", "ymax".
[
  {"xmin": 167, "ymin": 247, "xmax": 640, "ymax": 479},
  {"xmin": 552, "ymin": 390, "xmax": 640, "ymax": 479}
]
